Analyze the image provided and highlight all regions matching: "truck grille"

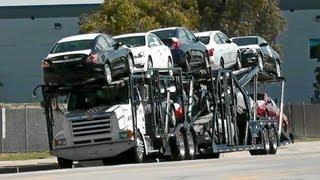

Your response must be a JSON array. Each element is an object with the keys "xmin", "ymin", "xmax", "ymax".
[{"xmin": 71, "ymin": 117, "xmax": 111, "ymax": 137}]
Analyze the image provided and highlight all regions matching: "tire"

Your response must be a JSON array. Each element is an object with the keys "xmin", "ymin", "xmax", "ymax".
[
  {"xmin": 147, "ymin": 57, "xmax": 153, "ymax": 74},
  {"xmin": 172, "ymin": 131, "xmax": 186, "ymax": 160},
  {"xmin": 184, "ymin": 53, "xmax": 191, "ymax": 72},
  {"xmin": 257, "ymin": 53, "xmax": 264, "ymax": 70},
  {"xmin": 168, "ymin": 57, "xmax": 173, "ymax": 76},
  {"xmin": 128, "ymin": 55, "xmax": 134, "ymax": 73},
  {"xmin": 57, "ymin": 157, "xmax": 73, "ymax": 169},
  {"xmin": 208, "ymin": 153, "xmax": 220, "ymax": 159},
  {"xmin": 235, "ymin": 52, "xmax": 242, "ymax": 70},
  {"xmin": 104, "ymin": 63, "xmax": 112, "ymax": 84},
  {"xmin": 269, "ymin": 127, "xmax": 278, "ymax": 155},
  {"xmin": 261, "ymin": 128, "xmax": 271, "ymax": 155},
  {"xmin": 186, "ymin": 131, "xmax": 196, "ymax": 160},
  {"xmin": 275, "ymin": 61, "xmax": 281, "ymax": 77},
  {"xmin": 132, "ymin": 133, "xmax": 145, "ymax": 163}
]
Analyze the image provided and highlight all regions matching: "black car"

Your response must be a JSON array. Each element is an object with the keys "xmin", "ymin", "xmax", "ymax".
[
  {"xmin": 231, "ymin": 36, "xmax": 282, "ymax": 77},
  {"xmin": 42, "ymin": 33, "xmax": 134, "ymax": 85},
  {"xmin": 151, "ymin": 27, "xmax": 209, "ymax": 72}
]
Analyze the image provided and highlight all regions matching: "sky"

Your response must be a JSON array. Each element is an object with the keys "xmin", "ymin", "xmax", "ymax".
[{"xmin": 0, "ymin": 0, "xmax": 103, "ymax": 7}]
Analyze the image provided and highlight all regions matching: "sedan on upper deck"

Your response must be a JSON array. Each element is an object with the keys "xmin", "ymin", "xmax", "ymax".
[
  {"xmin": 114, "ymin": 32, "xmax": 173, "ymax": 72},
  {"xmin": 42, "ymin": 33, "xmax": 133, "ymax": 85}
]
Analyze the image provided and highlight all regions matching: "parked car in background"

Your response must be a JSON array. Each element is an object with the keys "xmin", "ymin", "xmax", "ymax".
[
  {"xmin": 231, "ymin": 36, "xmax": 281, "ymax": 77},
  {"xmin": 151, "ymin": 27, "xmax": 209, "ymax": 72},
  {"xmin": 114, "ymin": 32, "xmax": 173, "ymax": 71},
  {"xmin": 42, "ymin": 33, "xmax": 133, "ymax": 85},
  {"xmin": 195, "ymin": 31, "xmax": 241, "ymax": 70}
]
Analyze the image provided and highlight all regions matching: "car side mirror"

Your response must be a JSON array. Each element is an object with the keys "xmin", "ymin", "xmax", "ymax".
[
  {"xmin": 195, "ymin": 37, "xmax": 201, "ymax": 42},
  {"xmin": 226, "ymin": 39, "xmax": 232, "ymax": 43},
  {"xmin": 114, "ymin": 42, "xmax": 124, "ymax": 50},
  {"xmin": 149, "ymin": 42, "xmax": 157, "ymax": 47},
  {"xmin": 259, "ymin": 42, "xmax": 268, "ymax": 47}
]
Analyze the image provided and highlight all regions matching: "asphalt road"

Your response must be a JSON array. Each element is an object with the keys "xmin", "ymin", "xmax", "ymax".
[{"xmin": 1, "ymin": 141, "xmax": 320, "ymax": 180}]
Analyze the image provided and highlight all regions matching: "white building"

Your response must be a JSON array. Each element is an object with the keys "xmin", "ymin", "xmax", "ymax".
[{"xmin": 0, "ymin": 0, "xmax": 103, "ymax": 102}]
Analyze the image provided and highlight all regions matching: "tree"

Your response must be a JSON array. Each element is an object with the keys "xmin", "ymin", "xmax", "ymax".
[{"xmin": 80, "ymin": 0, "xmax": 200, "ymax": 35}]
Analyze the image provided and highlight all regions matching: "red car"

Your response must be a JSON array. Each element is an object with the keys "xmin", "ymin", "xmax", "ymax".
[{"xmin": 254, "ymin": 93, "xmax": 290, "ymax": 131}]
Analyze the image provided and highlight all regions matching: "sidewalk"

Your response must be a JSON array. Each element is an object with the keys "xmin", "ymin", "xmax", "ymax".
[{"xmin": 0, "ymin": 158, "xmax": 56, "ymax": 167}]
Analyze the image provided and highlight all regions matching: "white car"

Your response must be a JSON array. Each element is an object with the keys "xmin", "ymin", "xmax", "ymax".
[
  {"xmin": 195, "ymin": 31, "xmax": 241, "ymax": 70},
  {"xmin": 114, "ymin": 32, "xmax": 173, "ymax": 71}
]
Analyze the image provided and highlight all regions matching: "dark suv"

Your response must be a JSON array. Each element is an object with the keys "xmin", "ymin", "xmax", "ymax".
[
  {"xmin": 151, "ymin": 27, "xmax": 208, "ymax": 72},
  {"xmin": 42, "ymin": 33, "xmax": 133, "ymax": 85}
]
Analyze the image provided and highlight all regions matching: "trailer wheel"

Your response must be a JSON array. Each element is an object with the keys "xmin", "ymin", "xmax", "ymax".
[
  {"xmin": 57, "ymin": 157, "xmax": 73, "ymax": 169},
  {"xmin": 262, "ymin": 128, "xmax": 270, "ymax": 155},
  {"xmin": 172, "ymin": 131, "xmax": 186, "ymax": 161},
  {"xmin": 269, "ymin": 128, "xmax": 278, "ymax": 155},
  {"xmin": 186, "ymin": 131, "xmax": 196, "ymax": 159}
]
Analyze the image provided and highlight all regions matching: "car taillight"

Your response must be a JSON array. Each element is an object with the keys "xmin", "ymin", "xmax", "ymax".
[
  {"xmin": 171, "ymin": 39, "xmax": 182, "ymax": 49},
  {"xmin": 175, "ymin": 106, "xmax": 184, "ymax": 120},
  {"xmin": 86, "ymin": 54, "xmax": 99, "ymax": 64},
  {"xmin": 208, "ymin": 48, "xmax": 214, "ymax": 57},
  {"xmin": 42, "ymin": 60, "xmax": 50, "ymax": 68}
]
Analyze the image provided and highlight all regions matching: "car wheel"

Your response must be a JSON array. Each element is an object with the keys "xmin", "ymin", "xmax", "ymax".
[
  {"xmin": 262, "ymin": 128, "xmax": 271, "ymax": 155},
  {"xmin": 168, "ymin": 57, "xmax": 173, "ymax": 76},
  {"xmin": 128, "ymin": 55, "xmax": 134, "ymax": 73},
  {"xmin": 275, "ymin": 61, "xmax": 281, "ymax": 77},
  {"xmin": 172, "ymin": 130, "xmax": 186, "ymax": 161},
  {"xmin": 147, "ymin": 57, "xmax": 153, "ymax": 74},
  {"xmin": 257, "ymin": 54, "xmax": 264, "ymax": 70},
  {"xmin": 269, "ymin": 127, "xmax": 278, "ymax": 155},
  {"xmin": 186, "ymin": 131, "xmax": 196, "ymax": 160},
  {"xmin": 57, "ymin": 157, "xmax": 73, "ymax": 169},
  {"xmin": 104, "ymin": 63, "xmax": 112, "ymax": 84},
  {"xmin": 184, "ymin": 53, "xmax": 191, "ymax": 72},
  {"xmin": 235, "ymin": 53, "xmax": 242, "ymax": 70}
]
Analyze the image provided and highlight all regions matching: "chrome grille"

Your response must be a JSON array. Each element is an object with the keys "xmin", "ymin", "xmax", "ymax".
[{"xmin": 71, "ymin": 117, "xmax": 111, "ymax": 137}]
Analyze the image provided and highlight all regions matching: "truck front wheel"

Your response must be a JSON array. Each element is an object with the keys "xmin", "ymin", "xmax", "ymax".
[
  {"xmin": 132, "ymin": 133, "xmax": 145, "ymax": 163},
  {"xmin": 57, "ymin": 157, "xmax": 73, "ymax": 168}
]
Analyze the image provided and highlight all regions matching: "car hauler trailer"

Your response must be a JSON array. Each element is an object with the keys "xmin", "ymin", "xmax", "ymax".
[{"xmin": 33, "ymin": 64, "xmax": 292, "ymax": 168}]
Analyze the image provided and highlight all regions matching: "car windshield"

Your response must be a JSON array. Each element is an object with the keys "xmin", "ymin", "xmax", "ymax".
[
  {"xmin": 232, "ymin": 37, "xmax": 258, "ymax": 46},
  {"xmin": 67, "ymin": 86, "xmax": 129, "ymax": 111},
  {"xmin": 51, "ymin": 40, "xmax": 93, "ymax": 54},
  {"xmin": 115, "ymin": 36, "xmax": 145, "ymax": 47},
  {"xmin": 197, "ymin": 36, "xmax": 210, "ymax": 45},
  {"xmin": 152, "ymin": 30, "xmax": 176, "ymax": 40}
]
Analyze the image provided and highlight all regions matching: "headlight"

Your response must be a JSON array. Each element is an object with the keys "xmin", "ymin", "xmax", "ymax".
[
  {"xmin": 54, "ymin": 138, "xmax": 66, "ymax": 146},
  {"xmin": 119, "ymin": 130, "xmax": 134, "ymax": 139}
]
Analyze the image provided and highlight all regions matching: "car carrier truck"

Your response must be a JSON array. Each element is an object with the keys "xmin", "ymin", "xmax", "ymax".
[{"xmin": 33, "ymin": 65, "xmax": 293, "ymax": 168}]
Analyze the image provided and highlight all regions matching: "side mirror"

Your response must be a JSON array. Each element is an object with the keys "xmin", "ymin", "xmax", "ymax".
[
  {"xmin": 114, "ymin": 42, "xmax": 124, "ymax": 49},
  {"xmin": 259, "ymin": 42, "xmax": 268, "ymax": 47},
  {"xmin": 149, "ymin": 42, "xmax": 157, "ymax": 47},
  {"xmin": 226, "ymin": 39, "xmax": 232, "ymax": 43},
  {"xmin": 195, "ymin": 37, "xmax": 201, "ymax": 42}
]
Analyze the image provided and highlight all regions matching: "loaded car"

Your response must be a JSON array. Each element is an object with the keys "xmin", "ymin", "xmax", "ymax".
[
  {"xmin": 231, "ymin": 36, "xmax": 281, "ymax": 77},
  {"xmin": 42, "ymin": 33, "xmax": 134, "ymax": 85},
  {"xmin": 114, "ymin": 32, "xmax": 173, "ymax": 71},
  {"xmin": 195, "ymin": 31, "xmax": 241, "ymax": 70},
  {"xmin": 151, "ymin": 27, "xmax": 209, "ymax": 72}
]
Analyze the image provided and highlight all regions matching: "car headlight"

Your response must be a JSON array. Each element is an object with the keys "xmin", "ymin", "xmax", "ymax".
[{"xmin": 119, "ymin": 130, "xmax": 134, "ymax": 139}]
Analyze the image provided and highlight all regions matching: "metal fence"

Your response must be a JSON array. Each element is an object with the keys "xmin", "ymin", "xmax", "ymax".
[
  {"xmin": 0, "ymin": 103, "xmax": 318, "ymax": 153},
  {"xmin": 285, "ymin": 103, "xmax": 320, "ymax": 138}
]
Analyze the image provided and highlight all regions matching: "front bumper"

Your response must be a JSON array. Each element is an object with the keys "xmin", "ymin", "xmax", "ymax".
[{"xmin": 50, "ymin": 140, "xmax": 136, "ymax": 161}]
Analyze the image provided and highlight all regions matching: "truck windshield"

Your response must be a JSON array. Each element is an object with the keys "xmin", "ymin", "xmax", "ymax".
[
  {"xmin": 67, "ymin": 86, "xmax": 129, "ymax": 111},
  {"xmin": 232, "ymin": 37, "xmax": 258, "ymax": 46},
  {"xmin": 51, "ymin": 40, "xmax": 93, "ymax": 54}
]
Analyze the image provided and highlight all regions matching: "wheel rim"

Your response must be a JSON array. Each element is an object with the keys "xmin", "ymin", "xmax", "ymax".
[
  {"xmin": 237, "ymin": 54, "xmax": 242, "ymax": 69},
  {"xmin": 128, "ymin": 56, "xmax": 134, "ymax": 73},
  {"xmin": 104, "ymin": 64, "xmax": 112, "ymax": 83},
  {"xmin": 168, "ymin": 60, "xmax": 173, "ymax": 76},
  {"xmin": 186, "ymin": 55, "xmax": 191, "ymax": 71},
  {"xmin": 276, "ymin": 62, "xmax": 281, "ymax": 77},
  {"xmin": 177, "ymin": 133, "xmax": 185, "ymax": 159},
  {"xmin": 187, "ymin": 133, "xmax": 195, "ymax": 158},
  {"xmin": 171, "ymin": 108, "xmax": 176, "ymax": 127},
  {"xmin": 258, "ymin": 55, "xmax": 264, "ymax": 70},
  {"xmin": 264, "ymin": 130, "xmax": 270, "ymax": 152},
  {"xmin": 271, "ymin": 129, "xmax": 278, "ymax": 150}
]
